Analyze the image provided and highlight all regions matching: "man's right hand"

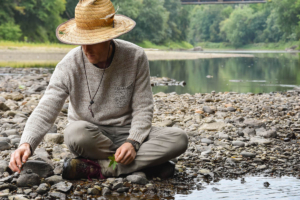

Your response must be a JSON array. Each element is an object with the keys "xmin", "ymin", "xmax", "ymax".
[{"xmin": 9, "ymin": 143, "xmax": 31, "ymax": 173}]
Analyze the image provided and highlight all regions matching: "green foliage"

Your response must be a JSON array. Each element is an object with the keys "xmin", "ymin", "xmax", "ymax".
[
  {"xmin": 0, "ymin": 23, "xmax": 22, "ymax": 41},
  {"xmin": 1, "ymin": 0, "xmax": 300, "ymax": 48},
  {"xmin": 108, "ymin": 155, "xmax": 118, "ymax": 170}
]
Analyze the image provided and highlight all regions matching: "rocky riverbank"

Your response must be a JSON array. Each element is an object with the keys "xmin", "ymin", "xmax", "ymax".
[{"xmin": 1, "ymin": 67, "xmax": 300, "ymax": 199}]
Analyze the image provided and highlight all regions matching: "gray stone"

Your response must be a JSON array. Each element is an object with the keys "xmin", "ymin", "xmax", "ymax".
[
  {"xmin": 112, "ymin": 182, "xmax": 123, "ymax": 190},
  {"xmin": 3, "ymin": 129, "xmax": 18, "ymax": 136},
  {"xmin": 232, "ymin": 141, "xmax": 245, "ymax": 147},
  {"xmin": 17, "ymin": 173, "xmax": 40, "ymax": 187},
  {"xmin": 34, "ymin": 148, "xmax": 50, "ymax": 159},
  {"xmin": 21, "ymin": 160, "xmax": 53, "ymax": 178},
  {"xmin": 44, "ymin": 133, "xmax": 64, "ymax": 144},
  {"xmin": 0, "ymin": 103, "xmax": 10, "ymax": 111},
  {"xmin": 203, "ymin": 106, "xmax": 214, "ymax": 114},
  {"xmin": 241, "ymin": 151, "xmax": 256, "ymax": 158},
  {"xmin": 117, "ymin": 187, "xmax": 129, "ymax": 193},
  {"xmin": 244, "ymin": 119, "xmax": 265, "ymax": 128},
  {"xmin": 48, "ymin": 125, "xmax": 58, "ymax": 133},
  {"xmin": 0, "ymin": 183, "xmax": 17, "ymax": 191},
  {"xmin": 0, "ymin": 141, "xmax": 10, "ymax": 150},
  {"xmin": 0, "ymin": 175, "xmax": 13, "ymax": 183},
  {"xmin": 8, "ymin": 195, "xmax": 29, "ymax": 200},
  {"xmin": 243, "ymin": 127, "xmax": 256, "ymax": 137},
  {"xmin": 52, "ymin": 181, "xmax": 73, "ymax": 193},
  {"xmin": 36, "ymin": 183, "xmax": 50, "ymax": 194},
  {"xmin": 49, "ymin": 192, "xmax": 66, "ymax": 199},
  {"xmin": 227, "ymin": 107, "xmax": 237, "ymax": 112},
  {"xmin": 157, "ymin": 120, "xmax": 175, "ymax": 127},
  {"xmin": 0, "ymin": 160, "xmax": 9, "ymax": 173},
  {"xmin": 199, "ymin": 122, "xmax": 227, "ymax": 131},
  {"xmin": 126, "ymin": 175, "xmax": 149, "ymax": 185},
  {"xmin": 218, "ymin": 132, "xmax": 229, "ymax": 140},
  {"xmin": 11, "ymin": 138, "xmax": 21, "ymax": 145},
  {"xmin": 257, "ymin": 165, "xmax": 267, "ymax": 170},
  {"xmin": 87, "ymin": 187, "xmax": 101, "ymax": 195},
  {"xmin": 201, "ymin": 138, "xmax": 213, "ymax": 144},
  {"xmin": 102, "ymin": 187, "xmax": 111, "ymax": 196},
  {"xmin": 256, "ymin": 128, "xmax": 277, "ymax": 138},
  {"xmin": 45, "ymin": 175, "xmax": 63, "ymax": 185},
  {"xmin": 250, "ymin": 137, "xmax": 271, "ymax": 145},
  {"xmin": 23, "ymin": 189, "xmax": 32, "ymax": 195},
  {"xmin": 0, "ymin": 137, "xmax": 10, "ymax": 143}
]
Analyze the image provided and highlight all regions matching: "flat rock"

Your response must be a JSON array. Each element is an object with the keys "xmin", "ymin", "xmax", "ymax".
[
  {"xmin": 0, "ymin": 103, "xmax": 10, "ymax": 111},
  {"xmin": 112, "ymin": 182, "xmax": 123, "ymax": 190},
  {"xmin": 0, "ymin": 160, "xmax": 9, "ymax": 173},
  {"xmin": 250, "ymin": 137, "xmax": 271, "ymax": 145},
  {"xmin": 8, "ymin": 195, "xmax": 29, "ymax": 200},
  {"xmin": 157, "ymin": 120, "xmax": 175, "ymax": 127},
  {"xmin": 0, "ymin": 141, "xmax": 10, "ymax": 150},
  {"xmin": 0, "ymin": 137, "xmax": 10, "ymax": 143},
  {"xmin": 87, "ymin": 187, "xmax": 101, "ymax": 195},
  {"xmin": 218, "ymin": 132, "xmax": 229, "ymax": 140},
  {"xmin": 44, "ymin": 133, "xmax": 64, "ymax": 144},
  {"xmin": 45, "ymin": 175, "xmax": 63, "ymax": 185},
  {"xmin": 102, "ymin": 187, "xmax": 111, "ymax": 196},
  {"xmin": 243, "ymin": 127, "xmax": 256, "ymax": 137},
  {"xmin": 52, "ymin": 181, "xmax": 73, "ymax": 193},
  {"xmin": 232, "ymin": 141, "xmax": 245, "ymax": 147},
  {"xmin": 201, "ymin": 138, "xmax": 213, "ymax": 144},
  {"xmin": 49, "ymin": 192, "xmax": 66, "ymax": 199},
  {"xmin": 21, "ymin": 160, "xmax": 54, "ymax": 178},
  {"xmin": 244, "ymin": 119, "xmax": 265, "ymax": 128},
  {"xmin": 199, "ymin": 122, "xmax": 227, "ymax": 131},
  {"xmin": 0, "ymin": 175, "xmax": 13, "ymax": 183},
  {"xmin": 126, "ymin": 175, "xmax": 149, "ymax": 185},
  {"xmin": 203, "ymin": 106, "xmax": 214, "ymax": 114},
  {"xmin": 241, "ymin": 151, "xmax": 256, "ymax": 158},
  {"xmin": 17, "ymin": 173, "xmax": 40, "ymax": 187},
  {"xmin": 3, "ymin": 129, "xmax": 18, "ymax": 136},
  {"xmin": 36, "ymin": 183, "xmax": 50, "ymax": 194}
]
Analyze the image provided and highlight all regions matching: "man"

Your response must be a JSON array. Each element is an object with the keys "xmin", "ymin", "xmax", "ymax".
[{"xmin": 9, "ymin": 0, "xmax": 188, "ymax": 180}]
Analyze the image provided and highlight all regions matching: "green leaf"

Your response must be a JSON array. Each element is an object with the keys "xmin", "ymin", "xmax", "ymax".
[{"xmin": 108, "ymin": 154, "xmax": 118, "ymax": 170}]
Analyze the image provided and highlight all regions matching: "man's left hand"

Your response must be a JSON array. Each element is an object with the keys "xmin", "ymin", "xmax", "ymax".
[{"xmin": 115, "ymin": 142, "xmax": 136, "ymax": 165}]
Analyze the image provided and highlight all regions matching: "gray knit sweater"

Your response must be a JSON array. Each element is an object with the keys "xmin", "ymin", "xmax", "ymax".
[{"xmin": 19, "ymin": 39, "xmax": 154, "ymax": 152}]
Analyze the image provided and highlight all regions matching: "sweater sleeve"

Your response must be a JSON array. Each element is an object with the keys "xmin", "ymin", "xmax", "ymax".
[
  {"xmin": 19, "ymin": 64, "xmax": 70, "ymax": 153},
  {"xmin": 128, "ymin": 50, "xmax": 154, "ymax": 144}
]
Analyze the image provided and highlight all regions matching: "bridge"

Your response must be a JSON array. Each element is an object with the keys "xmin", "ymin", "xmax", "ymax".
[{"xmin": 181, "ymin": 0, "xmax": 266, "ymax": 4}]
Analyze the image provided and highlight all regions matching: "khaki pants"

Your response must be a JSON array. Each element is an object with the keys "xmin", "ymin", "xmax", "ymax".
[{"xmin": 64, "ymin": 121, "xmax": 188, "ymax": 176}]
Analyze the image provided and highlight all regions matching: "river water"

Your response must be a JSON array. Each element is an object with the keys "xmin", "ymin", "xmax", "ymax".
[
  {"xmin": 150, "ymin": 52, "xmax": 300, "ymax": 94},
  {"xmin": 176, "ymin": 176, "xmax": 300, "ymax": 200}
]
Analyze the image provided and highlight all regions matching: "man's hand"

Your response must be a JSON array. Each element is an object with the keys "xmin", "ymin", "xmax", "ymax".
[
  {"xmin": 9, "ymin": 143, "xmax": 31, "ymax": 173},
  {"xmin": 115, "ymin": 142, "xmax": 136, "ymax": 165}
]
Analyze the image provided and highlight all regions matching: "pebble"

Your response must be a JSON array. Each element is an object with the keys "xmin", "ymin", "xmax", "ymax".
[
  {"xmin": 241, "ymin": 151, "xmax": 256, "ymax": 158},
  {"xmin": 44, "ymin": 133, "xmax": 64, "ymax": 144},
  {"xmin": 21, "ymin": 160, "xmax": 54, "ymax": 178},
  {"xmin": 36, "ymin": 183, "xmax": 50, "ymax": 194},
  {"xmin": 17, "ymin": 172, "xmax": 40, "ymax": 187}
]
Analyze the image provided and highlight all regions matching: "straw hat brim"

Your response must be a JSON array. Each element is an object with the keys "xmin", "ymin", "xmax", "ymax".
[{"xmin": 56, "ymin": 14, "xmax": 136, "ymax": 45}]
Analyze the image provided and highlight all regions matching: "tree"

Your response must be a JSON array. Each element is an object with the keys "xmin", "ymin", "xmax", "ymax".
[{"xmin": 221, "ymin": 6, "xmax": 254, "ymax": 47}]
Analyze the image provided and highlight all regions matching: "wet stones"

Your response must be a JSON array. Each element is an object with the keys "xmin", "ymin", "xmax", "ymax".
[
  {"xmin": 21, "ymin": 160, "xmax": 54, "ymax": 178},
  {"xmin": 45, "ymin": 175, "xmax": 63, "ymax": 185},
  {"xmin": 203, "ymin": 106, "xmax": 214, "ymax": 114}
]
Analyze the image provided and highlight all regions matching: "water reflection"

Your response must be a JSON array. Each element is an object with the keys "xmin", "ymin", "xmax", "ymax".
[
  {"xmin": 149, "ymin": 53, "xmax": 300, "ymax": 94},
  {"xmin": 176, "ymin": 176, "xmax": 300, "ymax": 200}
]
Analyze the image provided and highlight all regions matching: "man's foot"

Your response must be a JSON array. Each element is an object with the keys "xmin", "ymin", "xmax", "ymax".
[
  {"xmin": 62, "ymin": 158, "xmax": 107, "ymax": 180},
  {"xmin": 142, "ymin": 161, "xmax": 175, "ymax": 179}
]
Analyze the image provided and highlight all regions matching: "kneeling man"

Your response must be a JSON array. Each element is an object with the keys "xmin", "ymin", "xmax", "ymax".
[{"xmin": 9, "ymin": 0, "xmax": 188, "ymax": 180}]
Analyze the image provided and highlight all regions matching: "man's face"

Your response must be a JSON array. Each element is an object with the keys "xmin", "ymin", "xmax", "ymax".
[{"xmin": 82, "ymin": 41, "xmax": 111, "ymax": 64}]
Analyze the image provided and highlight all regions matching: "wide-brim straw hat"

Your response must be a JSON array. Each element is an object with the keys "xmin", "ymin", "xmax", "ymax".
[{"xmin": 56, "ymin": 0, "xmax": 136, "ymax": 45}]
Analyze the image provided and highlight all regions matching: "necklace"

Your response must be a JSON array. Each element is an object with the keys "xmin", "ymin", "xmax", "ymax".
[{"xmin": 81, "ymin": 42, "xmax": 112, "ymax": 118}]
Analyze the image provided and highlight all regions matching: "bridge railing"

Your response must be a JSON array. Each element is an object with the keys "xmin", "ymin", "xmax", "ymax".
[{"xmin": 181, "ymin": 0, "xmax": 267, "ymax": 4}]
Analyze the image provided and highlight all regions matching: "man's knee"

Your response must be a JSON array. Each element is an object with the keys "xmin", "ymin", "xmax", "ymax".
[
  {"xmin": 173, "ymin": 128, "xmax": 188, "ymax": 154},
  {"xmin": 64, "ymin": 120, "xmax": 98, "ymax": 147}
]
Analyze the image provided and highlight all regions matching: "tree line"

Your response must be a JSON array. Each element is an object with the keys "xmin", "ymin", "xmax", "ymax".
[{"xmin": 1, "ymin": 0, "xmax": 300, "ymax": 47}]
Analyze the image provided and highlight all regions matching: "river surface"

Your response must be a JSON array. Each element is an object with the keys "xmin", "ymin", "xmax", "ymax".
[
  {"xmin": 150, "ymin": 52, "xmax": 300, "ymax": 94},
  {"xmin": 176, "ymin": 176, "xmax": 300, "ymax": 200}
]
